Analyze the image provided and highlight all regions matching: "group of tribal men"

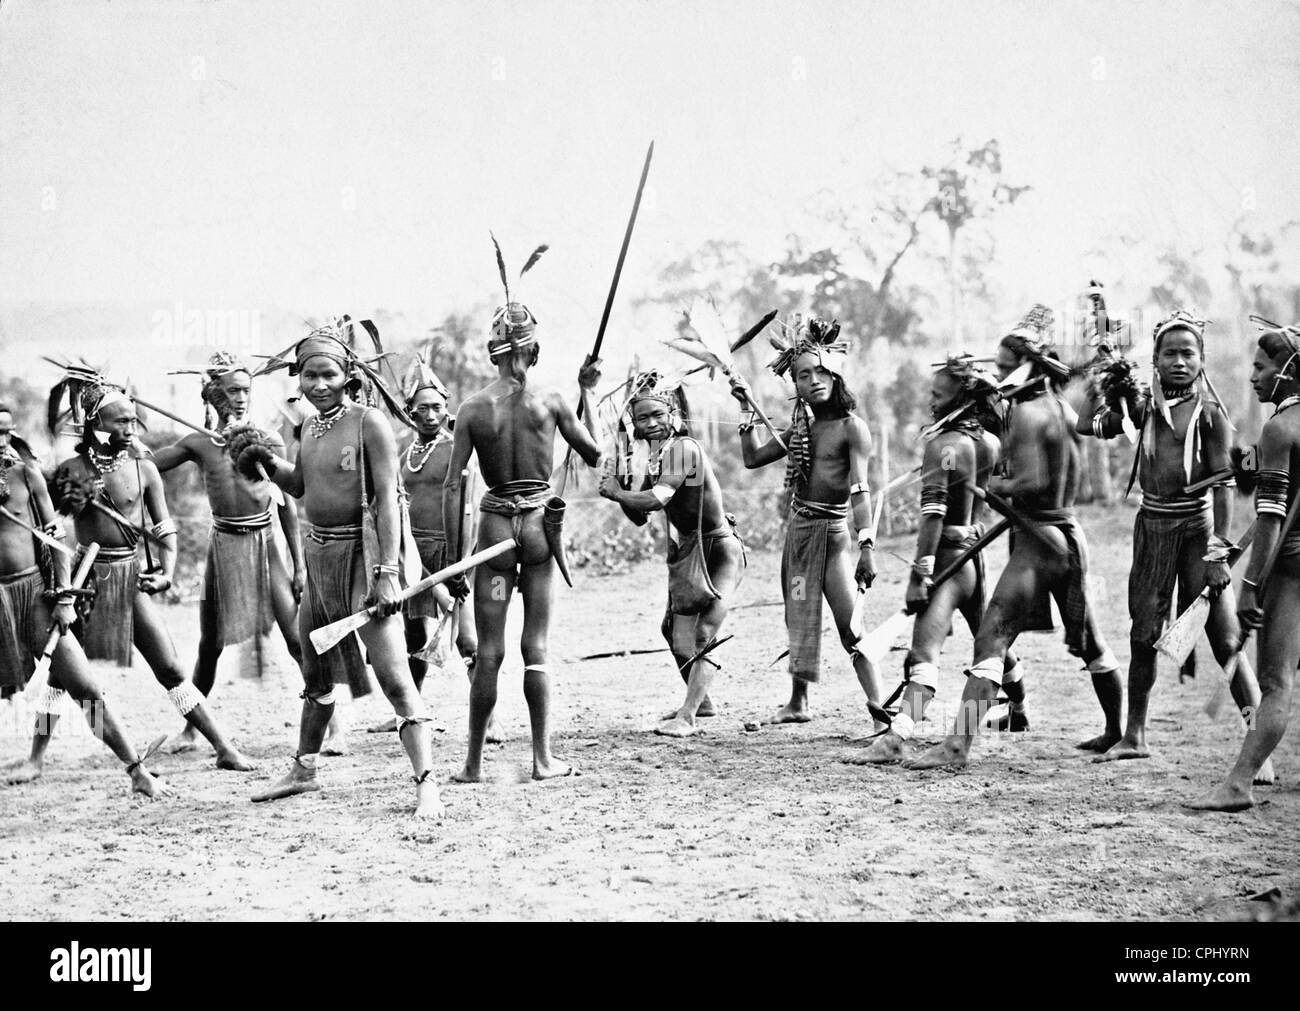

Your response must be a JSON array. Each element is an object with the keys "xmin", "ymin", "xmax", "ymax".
[{"xmin": 1, "ymin": 280, "xmax": 1296, "ymax": 819}]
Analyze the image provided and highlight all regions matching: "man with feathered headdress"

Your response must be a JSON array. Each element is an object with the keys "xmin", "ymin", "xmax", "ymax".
[
  {"xmin": 363, "ymin": 353, "xmax": 488, "ymax": 738},
  {"xmin": 0, "ymin": 401, "xmax": 165, "ymax": 797},
  {"xmin": 1078, "ymin": 308, "xmax": 1269, "ymax": 779},
  {"xmin": 149, "ymin": 351, "xmax": 310, "ymax": 755},
  {"xmin": 728, "ymin": 313, "xmax": 884, "ymax": 727},
  {"xmin": 599, "ymin": 368, "xmax": 745, "ymax": 736},
  {"xmin": 41, "ymin": 363, "xmax": 252, "ymax": 773},
  {"xmin": 905, "ymin": 305, "xmax": 1122, "ymax": 771},
  {"xmin": 853, "ymin": 355, "xmax": 1025, "ymax": 765},
  {"xmin": 1191, "ymin": 318, "xmax": 1300, "ymax": 811},
  {"xmin": 442, "ymin": 234, "xmax": 603, "ymax": 784},
  {"xmin": 229, "ymin": 317, "xmax": 444, "ymax": 819}
]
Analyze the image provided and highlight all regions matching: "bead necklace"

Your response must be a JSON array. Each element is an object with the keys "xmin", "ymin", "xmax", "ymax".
[
  {"xmin": 404, "ymin": 432, "xmax": 447, "ymax": 473},
  {"xmin": 89, "ymin": 445, "xmax": 130, "ymax": 475},
  {"xmin": 310, "ymin": 402, "xmax": 350, "ymax": 439}
]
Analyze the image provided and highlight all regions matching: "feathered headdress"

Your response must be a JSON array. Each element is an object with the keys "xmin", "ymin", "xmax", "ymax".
[
  {"xmin": 1000, "ymin": 304, "xmax": 1071, "ymax": 385},
  {"xmin": 487, "ymin": 232, "xmax": 549, "ymax": 360},
  {"xmin": 599, "ymin": 366, "xmax": 693, "ymax": 490},
  {"xmin": 252, "ymin": 317, "xmax": 415, "ymax": 430},
  {"xmin": 767, "ymin": 314, "xmax": 850, "ymax": 382},
  {"xmin": 44, "ymin": 358, "xmax": 133, "ymax": 437},
  {"xmin": 169, "ymin": 351, "xmax": 252, "ymax": 430}
]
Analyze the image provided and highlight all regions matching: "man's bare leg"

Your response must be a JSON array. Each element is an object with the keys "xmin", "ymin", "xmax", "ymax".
[
  {"xmin": 767, "ymin": 677, "xmax": 813, "ymax": 724},
  {"xmin": 4, "ymin": 697, "xmax": 59, "ymax": 785},
  {"xmin": 658, "ymin": 618, "xmax": 719, "ymax": 738},
  {"xmin": 517, "ymin": 561, "xmax": 572, "ymax": 779},
  {"xmin": 454, "ymin": 563, "xmax": 512, "ymax": 783},
  {"xmin": 1206, "ymin": 596, "xmax": 1275, "ymax": 785},
  {"xmin": 134, "ymin": 594, "xmax": 253, "ymax": 771},
  {"xmin": 370, "ymin": 616, "xmax": 431, "ymax": 733},
  {"xmin": 165, "ymin": 575, "xmax": 220, "ymax": 754},
  {"xmin": 358, "ymin": 603, "xmax": 442, "ymax": 818},
  {"xmin": 1076, "ymin": 661, "xmax": 1124, "ymax": 753},
  {"xmin": 1096, "ymin": 642, "xmax": 1156, "ymax": 762},
  {"xmin": 904, "ymin": 667, "xmax": 1000, "ymax": 770}
]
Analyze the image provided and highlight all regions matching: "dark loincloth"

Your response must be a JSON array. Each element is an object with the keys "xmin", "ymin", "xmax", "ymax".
[
  {"xmin": 301, "ymin": 524, "xmax": 373, "ymax": 699},
  {"xmin": 205, "ymin": 509, "xmax": 275, "ymax": 646},
  {"xmin": 76, "ymin": 546, "xmax": 139, "ymax": 667},
  {"xmin": 405, "ymin": 528, "xmax": 449, "ymax": 620},
  {"xmin": 0, "ymin": 566, "xmax": 45, "ymax": 690},
  {"xmin": 781, "ymin": 497, "xmax": 850, "ymax": 682},
  {"xmin": 1009, "ymin": 506, "xmax": 1098, "ymax": 658},
  {"xmin": 1128, "ymin": 497, "xmax": 1213, "ymax": 647}
]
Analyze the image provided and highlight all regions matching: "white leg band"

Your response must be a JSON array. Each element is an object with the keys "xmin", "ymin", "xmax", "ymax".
[
  {"xmin": 890, "ymin": 712, "xmax": 916, "ymax": 740},
  {"xmin": 1087, "ymin": 649, "xmax": 1119, "ymax": 674},
  {"xmin": 966, "ymin": 657, "xmax": 1003, "ymax": 683},
  {"xmin": 1002, "ymin": 661, "xmax": 1025, "ymax": 685},
  {"xmin": 168, "ymin": 682, "xmax": 205, "ymax": 717},
  {"xmin": 37, "ymin": 687, "xmax": 68, "ymax": 715},
  {"xmin": 294, "ymin": 753, "xmax": 319, "ymax": 770},
  {"xmin": 523, "ymin": 664, "xmax": 549, "ymax": 675},
  {"xmin": 304, "ymin": 689, "xmax": 335, "ymax": 706},
  {"xmin": 907, "ymin": 662, "xmax": 940, "ymax": 692}
]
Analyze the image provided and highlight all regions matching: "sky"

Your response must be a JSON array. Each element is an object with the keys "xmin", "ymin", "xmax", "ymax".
[{"xmin": 2, "ymin": 0, "xmax": 1299, "ymax": 394}]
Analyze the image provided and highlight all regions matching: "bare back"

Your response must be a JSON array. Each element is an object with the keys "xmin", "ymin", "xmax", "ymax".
[
  {"xmin": 1006, "ymin": 393, "xmax": 1079, "ymax": 511},
  {"xmin": 457, "ymin": 379, "xmax": 563, "ymax": 488}
]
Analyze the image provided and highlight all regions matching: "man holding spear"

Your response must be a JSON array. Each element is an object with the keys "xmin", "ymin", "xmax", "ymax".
[
  {"xmin": 150, "ymin": 351, "xmax": 309, "ymax": 753},
  {"xmin": 229, "ymin": 321, "xmax": 445, "ymax": 818},
  {"xmin": 1077, "ymin": 308, "xmax": 1269, "ymax": 774},
  {"xmin": 726, "ymin": 314, "xmax": 884, "ymax": 726},
  {"xmin": 444, "ymin": 244, "xmax": 604, "ymax": 783},
  {"xmin": 1190, "ymin": 320, "xmax": 1300, "ymax": 811},
  {"xmin": 905, "ymin": 306, "xmax": 1122, "ymax": 770},
  {"xmin": 42, "ymin": 366, "xmax": 252, "ymax": 771},
  {"xmin": 0, "ymin": 403, "xmax": 165, "ymax": 796}
]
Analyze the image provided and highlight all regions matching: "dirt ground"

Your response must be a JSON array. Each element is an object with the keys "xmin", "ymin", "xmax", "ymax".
[{"xmin": 2, "ymin": 503, "xmax": 1297, "ymax": 921}]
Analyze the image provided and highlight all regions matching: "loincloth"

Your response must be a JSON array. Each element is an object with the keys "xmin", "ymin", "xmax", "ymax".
[
  {"xmin": 478, "ymin": 479, "xmax": 555, "ymax": 568},
  {"xmin": 0, "ymin": 566, "xmax": 46, "ymax": 690},
  {"xmin": 1128, "ymin": 505, "xmax": 1212, "ymax": 647},
  {"xmin": 205, "ymin": 509, "xmax": 275, "ymax": 647},
  {"xmin": 934, "ymin": 523, "xmax": 986, "ymax": 613},
  {"xmin": 76, "ymin": 547, "xmax": 139, "ymax": 667},
  {"xmin": 301, "ymin": 524, "xmax": 372, "ymax": 699},
  {"xmin": 665, "ymin": 516, "xmax": 746, "ymax": 620},
  {"xmin": 781, "ymin": 497, "xmax": 850, "ymax": 682},
  {"xmin": 1007, "ymin": 507, "xmax": 1097, "ymax": 659},
  {"xmin": 405, "ymin": 528, "xmax": 449, "ymax": 620}
]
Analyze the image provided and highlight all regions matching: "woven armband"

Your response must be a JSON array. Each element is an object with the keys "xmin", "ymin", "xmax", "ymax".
[
  {"xmin": 849, "ymin": 482, "xmax": 870, "ymax": 497},
  {"xmin": 919, "ymin": 483, "xmax": 948, "ymax": 518},
  {"xmin": 151, "ymin": 518, "xmax": 177, "ymax": 539},
  {"xmin": 1255, "ymin": 469, "xmax": 1290, "ymax": 518}
]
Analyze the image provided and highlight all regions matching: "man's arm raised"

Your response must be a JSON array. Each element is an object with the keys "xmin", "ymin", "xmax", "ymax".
[
  {"xmin": 554, "ymin": 392, "xmax": 601, "ymax": 468},
  {"xmin": 150, "ymin": 435, "xmax": 197, "ymax": 473}
]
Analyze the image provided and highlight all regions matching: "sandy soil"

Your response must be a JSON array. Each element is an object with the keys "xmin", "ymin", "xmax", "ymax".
[{"xmin": 2, "ymin": 503, "xmax": 1297, "ymax": 921}]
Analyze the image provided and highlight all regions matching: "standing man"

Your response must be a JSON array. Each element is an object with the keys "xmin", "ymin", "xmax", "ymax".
[
  {"xmin": 231, "ymin": 322, "xmax": 442, "ymax": 818},
  {"xmin": 729, "ymin": 315, "xmax": 882, "ymax": 726},
  {"xmin": 599, "ymin": 371, "xmax": 744, "ymax": 737},
  {"xmin": 854, "ymin": 356, "xmax": 1023, "ymax": 764},
  {"xmin": 905, "ymin": 306, "xmax": 1123, "ymax": 770},
  {"xmin": 1077, "ymin": 310, "xmax": 1270, "ymax": 776},
  {"xmin": 444, "ymin": 298, "xmax": 602, "ymax": 783},
  {"xmin": 43, "ymin": 371, "xmax": 252, "ymax": 771},
  {"xmin": 1189, "ymin": 322, "xmax": 1300, "ymax": 811},
  {"xmin": 152, "ymin": 351, "xmax": 308, "ymax": 753},
  {"xmin": 366, "ymin": 359, "xmax": 485, "ymax": 736},
  {"xmin": 0, "ymin": 403, "xmax": 163, "ymax": 796}
]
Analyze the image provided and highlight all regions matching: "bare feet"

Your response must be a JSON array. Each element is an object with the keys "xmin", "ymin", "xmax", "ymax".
[
  {"xmin": 367, "ymin": 717, "xmax": 398, "ymax": 734},
  {"xmin": 1094, "ymin": 737, "xmax": 1150, "ymax": 764},
  {"xmin": 844, "ymin": 731, "xmax": 903, "ymax": 765},
  {"xmin": 322, "ymin": 725, "xmax": 348, "ymax": 757},
  {"xmin": 1076, "ymin": 731, "xmax": 1122, "ymax": 753},
  {"xmin": 252, "ymin": 764, "xmax": 322, "ymax": 802},
  {"xmin": 1183, "ymin": 781, "xmax": 1254, "ymax": 813},
  {"xmin": 654, "ymin": 716, "xmax": 699, "ymax": 738},
  {"xmin": 129, "ymin": 767, "xmax": 166, "ymax": 798},
  {"xmin": 411, "ymin": 776, "xmax": 444, "ymax": 819},
  {"xmin": 451, "ymin": 765, "xmax": 483, "ymax": 784},
  {"xmin": 161, "ymin": 727, "xmax": 199, "ymax": 754},
  {"xmin": 533, "ymin": 758, "xmax": 577, "ymax": 781},
  {"xmin": 485, "ymin": 716, "xmax": 502, "ymax": 745},
  {"xmin": 1255, "ymin": 758, "xmax": 1276, "ymax": 786},
  {"xmin": 3, "ymin": 759, "xmax": 43, "ymax": 785},
  {"xmin": 903, "ymin": 738, "xmax": 969, "ymax": 770},
  {"xmin": 763, "ymin": 703, "xmax": 811, "ymax": 725},
  {"xmin": 661, "ymin": 696, "xmax": 717, "ymax": 721},
  {"xmin": 216, "ymin": 749, "xmax": 255, "ymax": 772}
]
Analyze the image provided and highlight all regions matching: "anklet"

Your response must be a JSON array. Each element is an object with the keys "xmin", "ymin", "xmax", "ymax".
[{"xmin": 413, "ymin": 769, "xmax": 432, "ymax": 785}]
